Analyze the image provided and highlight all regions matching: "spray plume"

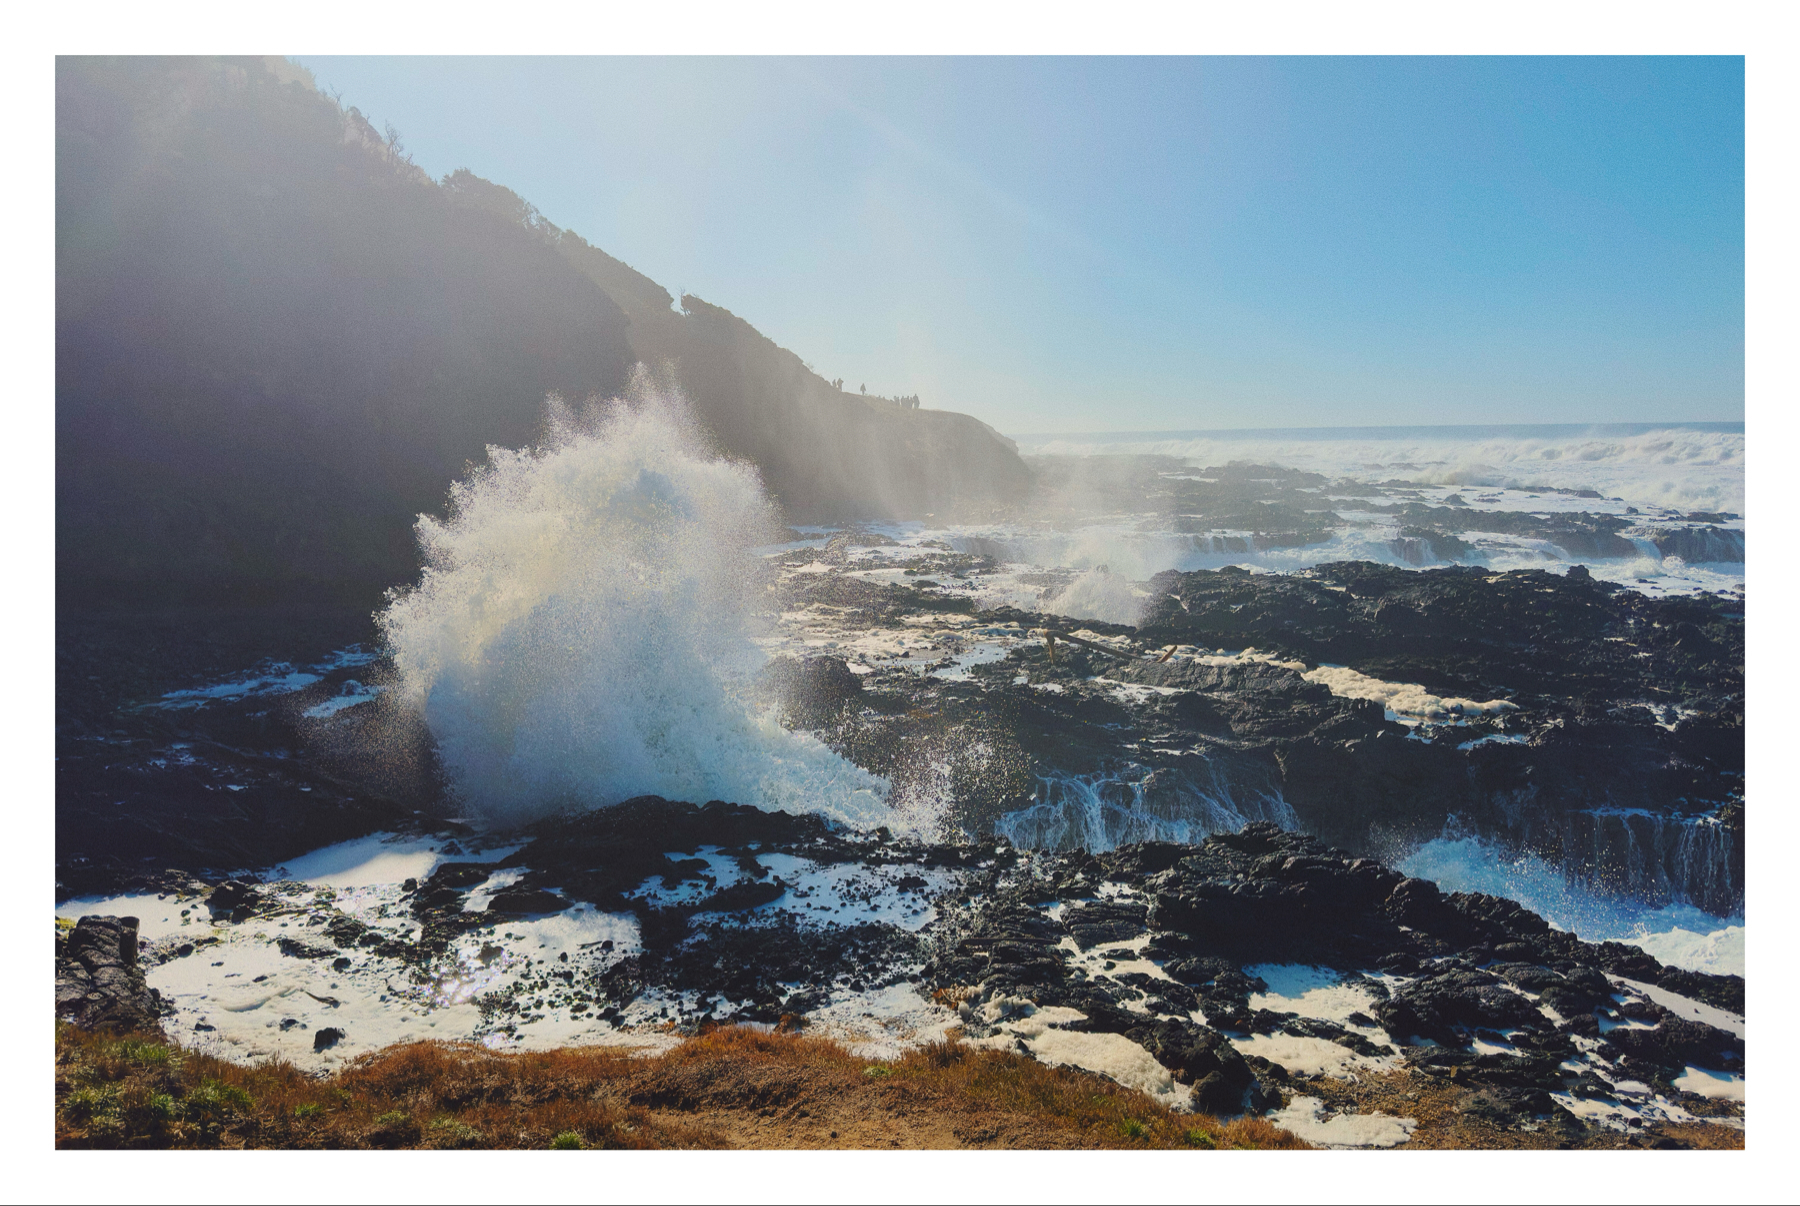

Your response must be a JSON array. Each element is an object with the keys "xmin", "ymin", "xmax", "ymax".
[{"xmin": 379, "ymin": 375, "xmax": 890, "ymax": 827}]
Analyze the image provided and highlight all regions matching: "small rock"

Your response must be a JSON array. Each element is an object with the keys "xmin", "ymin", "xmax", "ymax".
[{"xmin": 277, "ymin": 936, "xmax": 337, "ymax": 960}]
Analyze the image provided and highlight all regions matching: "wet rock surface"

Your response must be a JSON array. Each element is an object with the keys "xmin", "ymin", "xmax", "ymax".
[
  {"xmin": 54, "ymin": 515, "xmax": 1742, "ymax": 1146},
  {"xmin": 393, "ymin": 798, "xmax": 986, "ymax": 1036},
  {"xmin": 59, "ymin": 551, "xmax": 1743, "ymax": 923},
  {"xmin": 769, "ymin": 554, "xmax": 1742, "ymax": 915},
  {"xmin": 56, "ymin": 915, "xmax": 165, "ymax": 1031},
  {"xmin": 921, "ymin": 821, "xmax": 1743, "ymax": 1139},
  {"xmin": 53, "ymin": 795, "xmax": 1744, "ymax": 1145},
  {"xmin": 1130, "ymin": 562, "xmax": 1742, "ymax": 882}
]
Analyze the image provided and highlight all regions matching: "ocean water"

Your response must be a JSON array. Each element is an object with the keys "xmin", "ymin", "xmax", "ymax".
[
  {"xmin": 993, "ymin": 765, "xmax": 1299, "ymax": 852},
  {"xmin": 1012, "ymin": 422, "xmax": 1745, "ymax": 515},
  {"xmin": 1397, "ymin": 834, "xmax": 1744, "ymax": 978}
]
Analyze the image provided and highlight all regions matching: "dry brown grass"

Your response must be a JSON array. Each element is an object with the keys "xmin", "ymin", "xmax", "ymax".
[
  {"xmin": 55, "ymin": 1024, "xmax": 705, "ymax": 1150},
  {"xmin": 55, "ymin": 1022, "xmax": 1308, "ymax": 1151}
]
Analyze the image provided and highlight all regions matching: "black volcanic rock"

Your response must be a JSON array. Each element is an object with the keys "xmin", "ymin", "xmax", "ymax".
[
  {"xmin": 1603, "ymin": 1018, "xmax": 1744, "ymax": 1071},
  {"xmin": 924, "ymin": 818, "xmax": 1743, "ymax": 1116},
  {"xmin": 56, "ymin": 916, "xmax": 164, "ymax": 1031},
  {"xmin": 762, "ymin": 550, "xmax": 1741, "ymax": 915},
  {"xmin": 205, "ymin": 879, "xmax": 267, "ymax": 922},
  {"xmin": 761, "ymin": 655, "xmax": 866, "ymax": 727},
  {"xmin": 1136, "ymin": 561, "xmax": 1742, "ymax": 714},
  {"xmin": 44, "ymin": 791, "xmax": 1748, "ymax": 1137},
  {"xmin": 484, "ymin": 888, "xmax": 570, "ymax": 915},
  {"xmin": 1062, "ymin": 901, "xmax": 1149, "ymax": 950},
  {"xmin": 277, "ymin": 936, "xmax": 337, "ymax": 960},
  {"xmin": 1375, "ymin": 969, "xmax": 1549, "ymax": 1046}
]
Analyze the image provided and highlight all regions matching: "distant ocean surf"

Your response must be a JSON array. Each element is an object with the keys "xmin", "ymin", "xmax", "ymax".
[{"xmin": 1010, "ymin": 422, "xmax": 1745, "ymax": 516}]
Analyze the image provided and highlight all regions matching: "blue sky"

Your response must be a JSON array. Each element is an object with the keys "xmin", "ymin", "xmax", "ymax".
[{"xmin": 296, "ymin": 56, "xmax": 1744, "ymax": 433}]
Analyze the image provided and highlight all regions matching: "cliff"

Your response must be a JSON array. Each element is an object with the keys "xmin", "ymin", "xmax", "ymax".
[{"xmin": 56, "ymin": 56, "xmax": 1028, "ymax": 614}]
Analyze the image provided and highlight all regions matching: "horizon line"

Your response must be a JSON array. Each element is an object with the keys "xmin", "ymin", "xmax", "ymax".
[{"xmin": 1005, "ymin": 419, "xmax": 1746, "ymax": 442}]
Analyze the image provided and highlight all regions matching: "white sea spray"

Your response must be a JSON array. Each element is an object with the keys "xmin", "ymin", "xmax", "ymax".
[
  {"xmin": 379, "ymin": 379, "xmax": 892, "ymax": 828},
  {"xmin": 1039, "ymin": 565, "xmax": 1148, "ymax": 625}
]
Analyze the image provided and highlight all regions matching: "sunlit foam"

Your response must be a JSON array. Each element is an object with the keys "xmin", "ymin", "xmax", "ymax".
[{"xmin": 380, "ymin": 374, "xmax": 894, "ymax": 829}]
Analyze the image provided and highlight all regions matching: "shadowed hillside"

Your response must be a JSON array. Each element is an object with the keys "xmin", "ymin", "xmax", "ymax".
[
  {"xmin": 448, "ymin": 171, "xmax": 1031, "ymax": 525},
  {"xmin": 57, "ymin": 56, "xmax": 1028, "ymax": 615}
]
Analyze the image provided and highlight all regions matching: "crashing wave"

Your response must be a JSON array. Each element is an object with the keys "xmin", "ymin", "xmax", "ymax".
[{"xmin": 380, "ymin": 376, "xmax": 893, "ymax": 828}]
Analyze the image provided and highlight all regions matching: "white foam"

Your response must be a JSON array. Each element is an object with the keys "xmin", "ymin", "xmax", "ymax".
[
  {"xmin": 462, "ymin": 869, "xmax": 528, "ymax": 912},
  {"xmin": 1268, "ymin": 1095, "xmax": 1416, "ymax": 1148},
  {"xmin": 626, "ymin": 846, "xmax": 747, "ymax": 908},
  {"xmin": 1612, "ymin": 977, "xmax": 1744, "ymax": 1040},
  {"xmin": 1016, "ymin": 426, "xmax": 1745, "ymax": 515},
  {"xmin": 310, "ymin": 646, "xmax": 382, "ymax": 672},
  {"xmin": 928, "ymin": 426, "xmax": 1746, "ymax": 598},
  {"xmin": 1059, "ymin": 933, "xmax": 1176, "ymax": 993},
  {"xmin": 1550, "ymin": 1079, "xmax": 1730, "ymax": 1132},
  {"xmin": 1301, "ymin": 665, "xmax": 1517, "ymax": 727},
  {"xmin": 1094, "ymin": 680, "xmax": 1187, "ymax": 705},
  {"xmin": 152, "ymin": 665, "xmax": 321, "ymax": 709},
  {"xmin": 1456, "ymin": 733, "xmax": 1530, "ymax": 750},
  {"xmin": 974, "ymin": 998, "xmax": 1189, "ymax": 1109},
  {"xmin": 1628, "ymin": 924, "xmax": 1746, "ymax": 979},
  {"xmin": 57, "ymin": 893, "xmax": 202, "ymax": 941},
  {"xmin": 623, "ymin": 847, "xmax": 959, "ymax": 933},
  {"xmin": 302, "ymin": 679, "xmax": 384, "ymax": 719},
  {"xmin": 135, "ymin": 857, "xmax": 647, "ymax": 1072},
  {"xmin": 1231, "ymin": 1033, "xmax": 1390, "ymax": 1079},
  {"xmin": 1672, "ymin": 1067, "xmax": 1744, "ymax": 1100},
  {"xmin": 931, "ymin": 642, "xmax": 1013, "ymax": 681},
  {"xmin": 437, "ymin": 905, "xmax": 642, "ymax": 1005},
  {"xmin": 806, "ymin": 983, "xmax": 959, "ymax": 1061},
  {"xmin": 1027, "ymin": 1028, "xmax": 1185, "ymax": 1106},
  {"xmin": 1244, "ymin": 964, "xmax": 1385, "ymax": 1027},
  {"xmin": 378, "ymin": 380, "xmax": 897, "ymax": 831},
  {"xmin": 746, "ymin": 853, "xmax": 953, "ymax": 932},
  {"xmin": 264, "ymin": 833, "xmax": 451, "ymax": 888},
  {"xmin": 147, "ymin": 900, "xmax": 474, "ymax": 1070},
  {"xmin": 1040, "ymin": 567, "xmax": 1149, "ymax": 626}
]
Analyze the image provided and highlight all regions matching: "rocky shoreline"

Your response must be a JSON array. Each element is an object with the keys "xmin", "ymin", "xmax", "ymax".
[
  {"xmin": 56, "ymin": 545, "xmax": 1745, "ymax": 1149},
  {"xmin": 763, "ymin": 542, "xmax": 1742, "ymax": 917},
  {"xmin": 57, "ymin": 540, "xmax": 1744, "ymax": 914},
  {"xmin": 57, "ymin": 797, "xmax": 1744, "ymax": 1148}
]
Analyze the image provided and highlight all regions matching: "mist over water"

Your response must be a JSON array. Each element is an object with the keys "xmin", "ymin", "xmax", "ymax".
[
  {"xmin": 937, "ymin": 422, "xmax": 1749, "ymax": 623},
  {"xmin": 380, "ymin": 379, "xmax": 891, "ymax": 827}
]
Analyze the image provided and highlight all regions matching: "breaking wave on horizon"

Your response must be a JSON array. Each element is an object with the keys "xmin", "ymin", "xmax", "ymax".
[{"xmin": 1018, "ymin": 423, "xmax": 1745, "ymax": 515}]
